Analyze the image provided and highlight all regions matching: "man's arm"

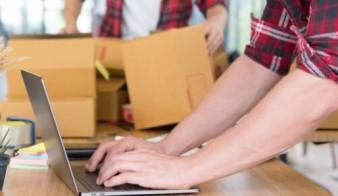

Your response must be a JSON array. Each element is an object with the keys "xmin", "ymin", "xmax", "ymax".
[
  {"xmin": 160, "ymin": 55, "xmax": 281, "ymax": 155},
  {"xmin": 86, "ymin": 55, "xmax": 280, "ymax": 172},
  {"xmin": 62, "ymin": 0, "xmax": 83, "ymax": 33},
  {"xmin": 184, "ymin": 69, "xmax": 338, "ymax": 186},
  {"xmin": 96, "ymin": 68, "xmax": 338, "ymax": 189}
]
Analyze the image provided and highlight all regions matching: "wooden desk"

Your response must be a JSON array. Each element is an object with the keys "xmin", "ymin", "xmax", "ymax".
[
  {"xmin": 61, "ymin": 123, "xmax": 171, "ymax": 145},
  {"xmin": 1, "ymin": 159, "xmax": 330, "ymax": 196},
  {"xmin": 307, "ymin": 129, "xmax": 338, "ymax": 142}
]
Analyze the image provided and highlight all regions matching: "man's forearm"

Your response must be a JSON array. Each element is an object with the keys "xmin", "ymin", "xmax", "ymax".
[
  {"xmin": 64, "ymin": 0, "xmax": 82, "ymax": 28},
  {"xmin": 184, "ymin": 70, "xmax": 338, "ymax": 186},
  {"xmin": 160, "ymin": 56, "xmax": 281, "ymax": 156}
]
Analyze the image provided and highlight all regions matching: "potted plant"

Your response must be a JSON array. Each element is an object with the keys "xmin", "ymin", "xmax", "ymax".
[{"xmin": 0, "ymin": 128, "xmax": 10, "ymax": 191}]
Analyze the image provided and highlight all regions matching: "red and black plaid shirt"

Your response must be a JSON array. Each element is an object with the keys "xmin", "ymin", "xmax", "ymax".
[
  {"xmin": 99, "ymin": 0, "xmax": 227, "ymax": 38},
  {"xmin": 245, "ymin": 0, "xmax": 338, "ymax": 83}
]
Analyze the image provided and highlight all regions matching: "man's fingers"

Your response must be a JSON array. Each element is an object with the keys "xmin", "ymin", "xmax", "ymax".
[
  {"xmin": 206, "ymin": 29, "xmax": 218, "ymax": 51},
  {"xmin": 100, "ymin": 150, "xmax": 137, "ymax": 171},
  {"xmin": 210, "ymin": 38, "xmax": 222, "ymax": 55},
  {"xmin": 99, "ymin": 151, "xmax": 149, "ymax": 177},
  {"xmin": 104, "ymin": 172, "xmax": 143, "ymax": 188},
  {"xmin": 207, "ymin": 29, "xmax": 223, "ymax": 55},
  {"xmin": 86, "ymin": 142, "xmax": 116, "ymax": 172},
  {"xmin": 97, "ymin": 161, "xmax": 143, "ymax": 185},
  {"xmin": 109, "ymin": 150, "xmax": 150, "ymax": 162},
  {"xmin": 207, "ymin": 38, "xmax": 221, "ymax": 55},
  {"xmin": 125, "ymin": 148, "xmax": 163, "ymax": 157},
  {"xmin": 102, "ymin": 136, "xmax": 138, "ymax": 162}
]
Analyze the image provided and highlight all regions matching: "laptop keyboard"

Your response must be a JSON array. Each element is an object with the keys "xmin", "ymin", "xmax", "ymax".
[{"xmin": 72, "ymin": 166, "xmax": 149, "ymax": 192}]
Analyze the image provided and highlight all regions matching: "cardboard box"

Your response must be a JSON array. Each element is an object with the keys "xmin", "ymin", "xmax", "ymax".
[
  {"xmin": 97, "ymin": 78, "xmax": 129, "ymax": 122},
  {"xmin": 8, "ymin": 37, "xmax": 95, "ymax": 69},
  {"xmin": 210, "ymin": 49, "xmax": 229, "ymax": 80},
  {"xmin": 95, "ymin": 38, "xmax": 124, "ymax": 71},
  {"xmin": 321, "ymin": 112, "xmax": 338, "ymax": 129},
  {"xmin": 0, "ymin": 98, "xmax": 96, "ymax": 137},
  {"xmin": 7, "ymin": 37, "xmax": 96, "ymax": 98},
  {"xmin": 122, "ymin": 25, "xmax": 214, "ymax": 129},
  {"xmin": 95, "ymin": 36, "xmax": 229, "ymax": 79},
  {"xmin": 7, "ymin": 67, "xmax": 96, "ymax": 98}
]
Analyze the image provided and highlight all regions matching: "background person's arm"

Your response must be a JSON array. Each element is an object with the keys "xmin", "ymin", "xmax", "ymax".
[
  {"xmin": 195, "ymin": 0, "xmax": 228, "ymax": 54},
  {"xmin": 204, "ymin": 4, "xmax": 227, "ymax": 54},
  {"xmin": 61, "ymin": 0, "xmax": 83, "ymax": 33},
  {"xmin": 160, "ymin": 55, "xmax": 281, "ymax": 156}
]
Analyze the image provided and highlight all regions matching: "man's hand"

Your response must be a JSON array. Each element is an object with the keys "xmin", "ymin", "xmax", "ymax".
[
  {"xmin": 96, "ymin": 149, "xmax": 193, "ymax": 189},
  {"xmin": 85, "ymin": 136, "xmax": 167, "ymax": 172},
  {"xmin": 204, "ymin": 17, "xmax": 225, "ymax": 55},
  {"xmin": 205, "ymin": 5, "xmax": 227, "ymax": 55}
]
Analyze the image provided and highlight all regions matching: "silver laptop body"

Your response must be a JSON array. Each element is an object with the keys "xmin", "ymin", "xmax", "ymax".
[{"xmin": 21, "ymin": 70, "xmax": 199, "ymax": 196}]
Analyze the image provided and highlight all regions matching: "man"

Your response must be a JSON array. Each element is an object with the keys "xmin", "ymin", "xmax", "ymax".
[
  {"xmin": 63, "ymin": 0, "xmax": 228, "ymax": 54},
  {"xmin": 86, "ymin": 0, "xmax": 338, "ymax": 189}
]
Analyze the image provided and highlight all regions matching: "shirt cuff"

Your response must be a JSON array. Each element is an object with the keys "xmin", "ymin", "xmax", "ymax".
[
  {"xmin": 245, "ymin": 45, "xmax": 294, "ymax": 75},
  {"xmin": 244, "ymin": 15, "xmax": 297, "ymax": 76},
  {"xmin": 197, "ymin": 0, "xmax": 227, "ymax": 15}
]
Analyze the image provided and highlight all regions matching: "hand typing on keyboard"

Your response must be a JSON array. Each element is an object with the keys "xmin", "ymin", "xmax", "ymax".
[
  {"xmin": 86, "ymin": 136, "xmax": 167, "ymax": 173},
  {"xmin": 96, "ymin": 149, "xmax": 194, "ymax": 189}
]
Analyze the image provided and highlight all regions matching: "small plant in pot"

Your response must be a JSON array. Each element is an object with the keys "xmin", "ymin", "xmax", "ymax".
[{"xmin": 0, "ymin": 128, "xmax": 10, "ymax": 191}]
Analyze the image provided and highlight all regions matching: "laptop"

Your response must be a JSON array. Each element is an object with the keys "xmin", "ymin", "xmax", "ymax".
[{"xmin": 21, "ymin": 70, "xmax": 199, "ymax": 196}]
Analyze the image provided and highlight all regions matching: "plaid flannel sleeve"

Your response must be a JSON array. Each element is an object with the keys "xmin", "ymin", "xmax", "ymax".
[
  {"xmin": 98, "ymin": 0, "xmax": 123, "ymax": 37},
  {"xmin": 292, "ymin": 1, "xmax": 338, "ymax": 83},
  {"xmin": 244, "ymin": 1, "xmax": 297, "ymax": 75},
  {"xmin": 196, "ymin": 0, "xmax": 228, "ymax": 16}
]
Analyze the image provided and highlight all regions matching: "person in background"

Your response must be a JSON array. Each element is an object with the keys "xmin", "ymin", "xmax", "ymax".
[
  {"xmin": 85, "ymin": 0, "xmax": 338, "ymax": 189},
  {"xmin": 62, "ymin": 0, "xmax": 228, "ymax": 54}
]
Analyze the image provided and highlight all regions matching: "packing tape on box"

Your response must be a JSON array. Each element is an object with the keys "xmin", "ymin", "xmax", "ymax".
[{"xmin": 0, "ymin": 116, "xmax": 36, "ymax": 148}]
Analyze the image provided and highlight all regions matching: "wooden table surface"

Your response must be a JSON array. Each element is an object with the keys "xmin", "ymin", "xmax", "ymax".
[
  {"xmin": 62, "ymin": 123, "xmax": 171, "ymax": 145},
  {"xmin": 0, "ymin": 159, "xmax": 330, "ymax": 196},
  {"xmin": 307, "ymin": 129, "xmax": 338, "ymax": 142}
]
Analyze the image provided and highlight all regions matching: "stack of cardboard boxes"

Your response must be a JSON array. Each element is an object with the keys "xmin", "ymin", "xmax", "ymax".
[
  {"xmin": 0, "ymin": 37, "xmax": 96, "ymax": 137},
  {"xmin": 0, "ymin": 25, "xmax": 229, "ymax": 137},
  {"xmin": 95, "ymin": 39, "xmax": 128, "ymax": 123}
]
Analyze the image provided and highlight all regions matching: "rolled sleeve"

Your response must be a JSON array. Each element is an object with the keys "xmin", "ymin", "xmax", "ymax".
[
  {"xmin": 196, "ymin": 0, "xmax": 228, "ymax": 16},
  {"xmin": 244, "ymin": 0, "xmax": 297, "ymax": 75}
]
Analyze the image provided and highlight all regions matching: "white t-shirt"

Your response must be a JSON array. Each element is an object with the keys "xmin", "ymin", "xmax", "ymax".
[{"xmin": 122, "ymin": 0, "xmax": 162, "ymax": 40}]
